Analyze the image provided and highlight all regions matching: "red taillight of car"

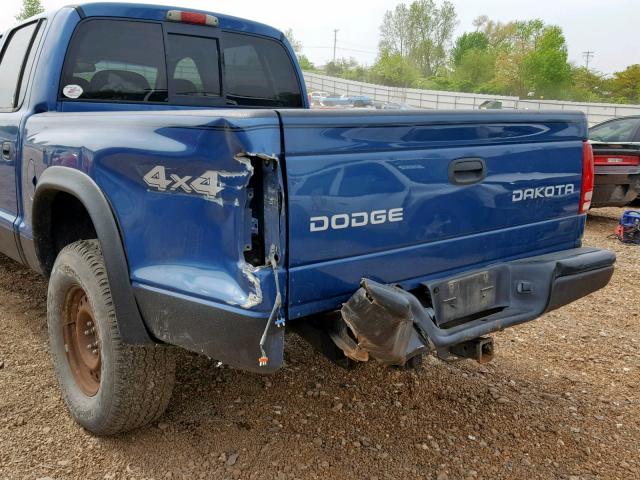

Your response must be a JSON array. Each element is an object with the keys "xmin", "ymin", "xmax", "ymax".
[
  {"xmin": 580, "ymin": 141, "xmax": 595, "ymax": 214},
  {"xmin": 166, "ymin": 10, "xmax": 219, "ymax": 26},
  {"xmin": 594, "ymin": 155, "xmax": 640, "ymax": 166}
]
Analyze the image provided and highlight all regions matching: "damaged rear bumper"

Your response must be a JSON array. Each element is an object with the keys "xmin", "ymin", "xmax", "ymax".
[{"xmin": 336, "ymin": 247, "xmax": 615, "ymax": 365}]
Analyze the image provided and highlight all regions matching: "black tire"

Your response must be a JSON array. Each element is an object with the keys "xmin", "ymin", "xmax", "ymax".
[{"xmin": 47, "ymin": 239, "xmax": 175, "ymax": 435}]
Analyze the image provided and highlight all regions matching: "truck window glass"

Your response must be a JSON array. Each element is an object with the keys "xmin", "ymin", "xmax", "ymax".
[
  {"xmin": 17, "ymin": 21, "xmax": 45, "ymax": 108},
  {"xmin": 223, "ymin": 33, "xmax": 302, "ymax": 107},
  {"xmin": 167, "ymin": 34, "xmax": 220, "ymax": 98},
  {"xmin": 61, "ymin": 20, "xmax": 168, "ymax": 102},
  {"xmin": 0, "ymin": 22, "xmax": 37, "ymax": 109}
]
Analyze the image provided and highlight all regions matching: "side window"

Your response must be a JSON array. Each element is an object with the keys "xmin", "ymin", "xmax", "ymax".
[
  {"xmin": 223, "ymin": 33, "xmax": 302, "ymax": 107},
  {"xmin": 0, "ymin": 22, "xmax": 38, "ymax": 110},
  {"xmin": 61, "ymin": 20, "xmax": 167, "ymax": 102},
  {"xmin": 17, "ymin": 21, "xmax": 45, "ymax": 107},
  {"xmin": 167, "ymin": 34, "xmax": 220, "ymax": 98}
]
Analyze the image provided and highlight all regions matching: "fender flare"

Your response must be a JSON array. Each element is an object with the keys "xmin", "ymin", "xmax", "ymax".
[{"xmin": 33, "ymin": 166, "xmax": 153, "ymax": 344}]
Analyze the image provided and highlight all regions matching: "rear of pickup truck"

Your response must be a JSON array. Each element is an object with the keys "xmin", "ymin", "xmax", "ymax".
[
  {"xmin": 279, "ymin": 109, "xmax": 614, "ymax": 364},
  {"xmin": 14, "ymin": 3, "xmax": 615, "ymax": 436}
]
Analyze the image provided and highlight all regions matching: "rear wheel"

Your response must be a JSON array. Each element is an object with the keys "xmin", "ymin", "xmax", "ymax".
[{"xmin": 47, "ymin": 239, "xmax": 175, "ymax": 435}]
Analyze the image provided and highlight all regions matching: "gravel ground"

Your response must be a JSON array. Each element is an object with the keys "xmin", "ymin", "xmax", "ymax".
[{"xmin": 0, "ymin": 207, "xmax": 638, "ymax": 480}]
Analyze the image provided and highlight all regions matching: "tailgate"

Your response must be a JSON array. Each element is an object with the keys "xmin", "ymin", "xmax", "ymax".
[{"xmin": 279, "ymin": 110, "xmax": 588, "ymax": 318}]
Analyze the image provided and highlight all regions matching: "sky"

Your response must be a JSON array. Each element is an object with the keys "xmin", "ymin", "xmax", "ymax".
[{"xmin": 2, "ymin": 0, "xmax": 638, "ymax": 75}]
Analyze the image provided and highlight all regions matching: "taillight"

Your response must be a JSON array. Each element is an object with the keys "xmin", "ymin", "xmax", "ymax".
[
  {"xmin": 166, "ymin": 10, "xmax": 219, "ymax": 26},
  {"xmin": 580, "ymin": 141, "xmax": 594, "ymax": 213},
  {"xmin": 594, "ymin": 155, "xmax": 640, "ymax": 166}
]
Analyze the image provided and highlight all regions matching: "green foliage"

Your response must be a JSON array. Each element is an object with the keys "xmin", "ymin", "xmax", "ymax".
[
  {"xmin": 325, "ymin": 58, "xmax": 368, "ymax": 82},
  {"xmin": 521, "ymin": 26, "xmax": 572, "ymax": 98},
  {"xmin": 379, "ymin": 3, "xmax": 411, "ymax": 57},
  {"xmin": 370, "ymin": 52, "xmax": 419, "ymax": 87},
  {"xmin": 568, "ymin": 67, "xmax": 607, "ymax": 102},
  {"xmin": 15, "ymin": 0, "xmax": 44, "ymax": 21},
  {"xmin": 283, "ymin": 28, "xmax": 316, "ymax": 72},
  {"xmin": 297, "ymin": 55, "xmax": 315, "ymax": 72},
  {"xmin": 452, "ymin": 32, "xmax": 489, "ymax": 66},
  {"xmin": 379, "ymin": 0, "xmax": 457, "ymax": 77},
  {"xmin": 451, "ymin": 48, "xmax": 495, "ymax": 92},
  {"xmin": 608, "ymin": 65, "xmax": 640, "ymax": 104}
]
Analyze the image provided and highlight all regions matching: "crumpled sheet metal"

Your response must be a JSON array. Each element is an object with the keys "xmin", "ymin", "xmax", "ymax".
[{"xmin": 336, "ymin": 279, "xmax": 427, "ymax": 366}]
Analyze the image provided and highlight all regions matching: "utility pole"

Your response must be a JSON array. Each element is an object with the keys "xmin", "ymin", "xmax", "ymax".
[
  {"xmin": 333, "ymin": 29, "xmax": 339, "ymax": 63},
  {"xmin": 582, "ymin": 51, "xmax": 594, "ymax": 70}
]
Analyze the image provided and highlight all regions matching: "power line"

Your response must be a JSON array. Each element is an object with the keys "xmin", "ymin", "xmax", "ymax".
[
  {"xmin": 333, "ymin": 29, "xmax": 339, "ymax": 62},
  {"xmin": 337, "ymin": 46, "xmax": 378, "ymax": 55},
  {"xmin": 582, "ymin": 51, "xmax": 594, "ymax": 70}
]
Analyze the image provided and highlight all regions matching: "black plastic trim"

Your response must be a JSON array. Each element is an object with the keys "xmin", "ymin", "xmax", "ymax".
[
  {"xmin": 408, "ymin": 247, "xmax": 614, "ymax": 348},
  {"xmin": 134, "ymin": 284, "xmax": 284, "ymax": 373},
  {"xmin": 32, "ymin": 166, "xmax": 153, "ymax": 344},
  {"xmin": 68, "ymin": 4, "xmax": 86, "ymax": 18},
  {"xmin": 448, "ymin": 157, "xmax": 487, "ymax": 185}
]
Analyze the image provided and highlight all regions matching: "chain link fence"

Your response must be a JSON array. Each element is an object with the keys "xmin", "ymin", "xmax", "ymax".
[{"xmin": 303, "ymin": 72, "xmax": 640, "ymax": 126}]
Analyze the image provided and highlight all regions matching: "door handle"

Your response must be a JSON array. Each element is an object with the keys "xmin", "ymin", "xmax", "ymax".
[
  {"xmin": 448, "ymin": 158, "xmax": 486, "ymax": 185},
  {"xmin": 1, "ymin": 142, "xmax": 13, "ymax": 161}
]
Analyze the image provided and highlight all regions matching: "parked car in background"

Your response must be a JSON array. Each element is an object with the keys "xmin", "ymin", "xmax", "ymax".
[
  {"xmin": 589, "ymin": 116, "xmax": 640, "ymax": 207},
  {"xmin": 478, "ymin": 100, "xmax": 503, "ymax": 110},
  {"xmin": 309, "ymin": 91, "xmax": 330, "ymax": 106},
  {"xmin": 349, "ymin": 95, "xmax": 373, "ymax": 108},
  {"xmin": 320, "ymin": 93, "xmax": 352, "ymax": 107}
]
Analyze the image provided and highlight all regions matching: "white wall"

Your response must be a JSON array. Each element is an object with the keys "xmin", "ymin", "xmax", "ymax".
[{"xmin": 303, "ymin": 72, "xmax": 640, "ymax": 126}]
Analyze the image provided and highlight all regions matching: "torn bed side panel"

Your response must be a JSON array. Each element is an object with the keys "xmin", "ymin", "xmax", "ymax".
[
  {"xmin": 237, "ymin": 152, "xmax": 286, "ymax": 367},
  {"xmin": 240, "ymin": 263, "xmax": 263, "ymax": 309}
]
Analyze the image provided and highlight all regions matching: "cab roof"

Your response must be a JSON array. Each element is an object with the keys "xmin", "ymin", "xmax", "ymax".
[{"xmin": 68, "ymin": 2, "xmax": 284, "ymax": 40}]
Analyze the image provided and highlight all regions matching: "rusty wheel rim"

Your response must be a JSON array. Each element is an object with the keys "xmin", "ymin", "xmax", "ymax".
[{"xmin": 62, "ymin": 285, "xmax": 101, "ymax": 396}]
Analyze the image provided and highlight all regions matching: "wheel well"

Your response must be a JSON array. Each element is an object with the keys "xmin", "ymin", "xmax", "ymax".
[{"xmin": 33, "ymin": 191, "xmax": 97, "ymax": 276}]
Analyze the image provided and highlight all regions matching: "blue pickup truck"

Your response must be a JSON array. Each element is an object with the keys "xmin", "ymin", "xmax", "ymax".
[{"xmin": 0, "ymin": 2, "xmax": 615, "ymax": 435}]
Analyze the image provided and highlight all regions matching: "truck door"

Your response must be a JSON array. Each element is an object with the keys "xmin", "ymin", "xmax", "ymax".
[{"xmin": 0, "ymin": 19, "xmax": 44, "ymax": 262}]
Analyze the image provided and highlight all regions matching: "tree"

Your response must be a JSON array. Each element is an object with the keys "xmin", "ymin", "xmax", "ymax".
[
  {"xmin": 283, "ymin": 29, "xmax": 315, "ymax": 71},
  {"xmin": 569, "ymin": 66, "xmax": 607, "ymax": 102},
  {"xmin": 452, "ymin": 31, "xmax": 489, "ymax": 66},
  {"xmin": 379, "ymin": 3, "xmax": 412, "ymax": 57},
  {"xmin": 325, "ymin": 57, "xmax": 367, "ymax": 81},
  {"xmin": 284, "ymin": 28, "xmax": 302, "ymax": 55},
  {"xmin": 521, "ymin": 26, "xmax": 572, "ymax": 98},
  {"xmin": 492, "ymin": 19, "xmax": 570, "ymax": 97},
  {"xmin": 474, "ymin": 17, "xmax": 520, "ymax": 51},
  {"xmin": 15, "ymin": 0, "xmax": 44, "ymax": 21},
  {"xmin": 608, "ymin": 64, "xmax": 640, "ymax": 104},
  {"xmin": 297, "ymin": 55, "xmax": 315, "ymax": 71},
  {"xmin": 378, "ymin": 0, "xmax": 457, "ymax": 77},
  {"xmin": 452, "ymin": 48, "xmax": 495, "ymax": 91},
  {"xmin": 407, "ymin": 0, "xmax": 457, "ymax": 77},
  {"xmin": 370, "ymin": 51, "xmax": 419, "ymax": 87}
]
